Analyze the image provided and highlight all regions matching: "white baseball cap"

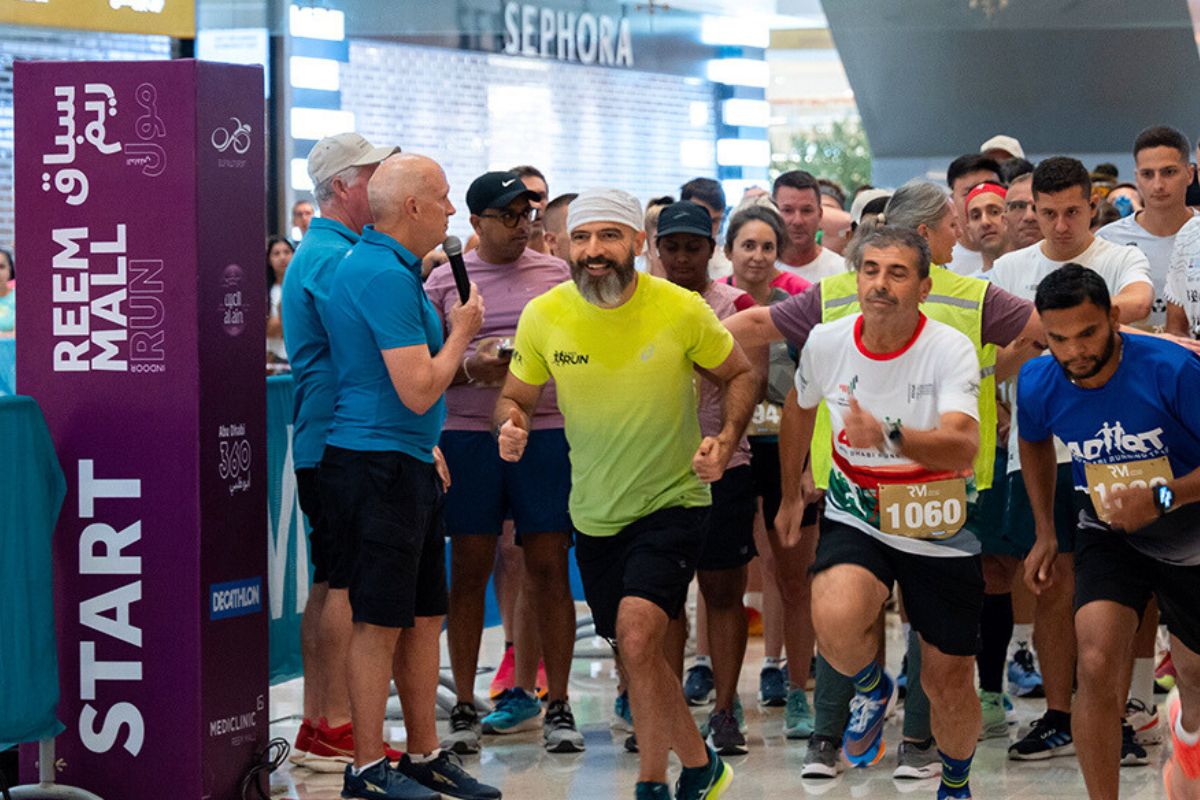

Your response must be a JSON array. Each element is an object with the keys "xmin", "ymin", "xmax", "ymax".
[
  {"xmin": 307, "ymin": 132, "xmax": 400, "ymax": 186},
  {"xmin": 850, "ymin": 188, "xmax": 892, "ymax": 226},
  {"xmin": 980, "ymin": 134, "xmax": 1024, "ymax": 161}
]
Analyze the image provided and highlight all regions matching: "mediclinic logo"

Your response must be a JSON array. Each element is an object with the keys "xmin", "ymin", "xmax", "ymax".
[{"xmin": 210, "ymin": 577, "xmax": 263, "ymax": 620}]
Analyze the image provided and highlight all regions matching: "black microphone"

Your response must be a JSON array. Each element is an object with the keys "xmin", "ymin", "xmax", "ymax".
[{"xmin": 444, "ymin": 236, "xmax": 470, "ymax": 304}]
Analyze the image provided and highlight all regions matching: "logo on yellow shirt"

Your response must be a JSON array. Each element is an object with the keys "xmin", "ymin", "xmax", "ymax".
[{"xmin": 553, "ymin": 350, "xmax": 590, "ymax": 366}]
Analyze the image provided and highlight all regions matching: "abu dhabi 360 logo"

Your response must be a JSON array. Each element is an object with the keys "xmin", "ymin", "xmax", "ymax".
[{"xmin": 211, "ymin": 117, "xmax": 252, "ymax": 154}]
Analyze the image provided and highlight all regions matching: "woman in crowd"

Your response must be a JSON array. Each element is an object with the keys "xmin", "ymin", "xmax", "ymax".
[
  {"xmin": 0, "ymin": 248, "xmax": 15, "ymax": 335},
  {"xmin": 266, "ymin": 235, "xmax": 294, "ymax": 363}
]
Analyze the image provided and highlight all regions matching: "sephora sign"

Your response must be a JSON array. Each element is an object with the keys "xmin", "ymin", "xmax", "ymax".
[{"xmin": 502, "ymin": 2, "xmax": 634, "ymax": 67}]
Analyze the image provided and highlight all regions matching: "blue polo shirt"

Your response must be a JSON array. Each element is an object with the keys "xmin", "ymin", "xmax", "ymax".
[
  {"xmin": 281, "ymin": 217, "xmax": 359, "ymax": 470},
  {"xmin": 324, "ymin": 225, "xmax": 445, "ymax": 461}
]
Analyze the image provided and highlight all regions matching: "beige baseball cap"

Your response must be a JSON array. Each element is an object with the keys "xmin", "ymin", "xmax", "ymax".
[
  {"xmin": 307, "ymin": 132, "xmax": 400, "ymax": 186},
  {"xmin": 980, "ymin": 134, "xmax": 1024, "ymax": 161}
]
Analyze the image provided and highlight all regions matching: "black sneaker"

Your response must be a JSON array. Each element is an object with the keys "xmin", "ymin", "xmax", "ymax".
[
  {"xmin": 1120, "ymin": 722, "xmax": 1150, "ymax": 767},
  {"xmin": 624, "ymin": 733, "xmax": 639, "ymax": 753},
  {"xmin": 543, "ymin": 699, "xmax": 585, "ymax": 753},
  {"xmin": 707, "ymin": 708, "xmax": 748, "ymax": 756},
  {"xmin": 395, "ymin": 752, "xmax": 502, "ymax": 799},
  {"xmin": 1008, "ymin": 712, "xmax": 1074, "ymax": 761}
]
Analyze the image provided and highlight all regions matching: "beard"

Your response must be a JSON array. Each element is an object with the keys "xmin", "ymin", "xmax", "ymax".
[
  {"xmin": 1056, "ymin": 329, "xmax": 1118, "ymax": 381},
  {"xmin": 570, "ymin": 246, "xmax": 637, "ymax": 307}
]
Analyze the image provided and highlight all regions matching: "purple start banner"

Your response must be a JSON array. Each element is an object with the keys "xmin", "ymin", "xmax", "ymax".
[{"xmin": 14, "ymin": 60, "xmax": 267, "ymax": 798}]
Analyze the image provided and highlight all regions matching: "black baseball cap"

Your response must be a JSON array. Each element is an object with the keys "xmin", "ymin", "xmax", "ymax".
[
  {"xmin": 466, "ymin": 171, "xmax": 542, "ymax": 216},
  {"xmin": 655, "ymin": 200, "xmax": 714, "ymax": 241}
]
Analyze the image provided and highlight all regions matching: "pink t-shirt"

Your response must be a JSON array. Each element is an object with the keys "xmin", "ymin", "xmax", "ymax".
[
  {"xmin": 425, "ymin": 248, "xmax": 569, "ymax": 431},
  {"xmin": 699, "ymin": 281, "xmax": 752, "ymax": 470},
  {"xmin": 723, "ymin": 270, "xmax": 811, "ymax": 298}
]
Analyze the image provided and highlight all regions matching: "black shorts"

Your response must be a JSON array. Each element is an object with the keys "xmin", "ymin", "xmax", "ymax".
[
  {"xmin": 1006, "ymin": 464, "xmax": 1080, "ymax": 554},
  {"xmin": 575, "ymin": 505, "xmax": 709, "ymax": 641},
  {"xmin": 296, "ymin": 467, "xmax": 335, "ymax": 585},
  {"xmin": 811, "ymin": 519, "xmax": 984, "ymax": 657},
  {"xmin": 1074, "ymin": 527, "xmax": 1200, "ymax": 653},
  {"xmin": 748, "ymin": 438, "xmax": 820, "ymax": 530},
  {"xmin": 699, "ymin": 465, "xmax": 758, "ymax": 571},
  {"xmin": 319, "ymin": 445, "xmax": 448, "ymax": 628}
]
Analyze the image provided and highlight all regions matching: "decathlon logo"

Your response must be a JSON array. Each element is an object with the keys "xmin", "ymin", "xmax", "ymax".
[
  {"xmin": 553, "ymin": 350, "xmax": 590, "ymax": 366},
  {"xmin": 210, "ymin": 577, "xmax": 262, "ymax": 620}
]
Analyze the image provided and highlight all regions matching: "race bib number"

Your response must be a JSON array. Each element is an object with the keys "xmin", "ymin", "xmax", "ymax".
[
  {"xmin": 1084, "ymin": 457, "xmax": 1174, "ymax": 525},
  {"xmin": 748, "ymin": 401, "xmax": 782, "ymax": 436},
  {"xmin": 878, "ymin": 478, "xmax": 967, "ymax": 540}
]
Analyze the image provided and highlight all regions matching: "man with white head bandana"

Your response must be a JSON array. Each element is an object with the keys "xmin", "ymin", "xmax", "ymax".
[{"xmin": 494, "ymin": 188, "xmax": 759, "ymax": 800}]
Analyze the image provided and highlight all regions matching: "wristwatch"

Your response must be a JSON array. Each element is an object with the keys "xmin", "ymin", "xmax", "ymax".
[
  {"xmin": 1153, "ymin": 484, "xmax": 1175, "ymax": 516},
  {"xmin": 881, "ymin": 420, "xmax": 903, "ymax": 456}
]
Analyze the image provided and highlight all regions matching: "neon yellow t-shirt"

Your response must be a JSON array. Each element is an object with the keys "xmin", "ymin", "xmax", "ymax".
[{"xmin": 510, "ymin": 274, "xmax": 734, "ymax": 537}]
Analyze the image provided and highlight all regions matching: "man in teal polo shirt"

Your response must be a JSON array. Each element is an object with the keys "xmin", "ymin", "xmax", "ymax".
[
  {"xmin": 321, "ymin": 153, "xmax": 497, "ymax": 800},
  {"xmin": 281, "ymin": 131, "xmax": 398, "ymax": 770}
]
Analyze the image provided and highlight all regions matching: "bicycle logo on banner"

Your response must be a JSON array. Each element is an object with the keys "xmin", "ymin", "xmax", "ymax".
[{"xmin": 211, "ymin": 117, "xmax": 252, "ymax": 155}]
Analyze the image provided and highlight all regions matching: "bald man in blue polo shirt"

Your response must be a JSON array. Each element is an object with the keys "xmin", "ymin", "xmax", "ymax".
[{"xmin": 321, "ymin": 153, "xmax": 498, "ymax": 800}]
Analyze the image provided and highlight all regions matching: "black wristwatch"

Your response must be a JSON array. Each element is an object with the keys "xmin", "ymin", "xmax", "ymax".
[
  {"xmin": 881, "ymin": 420, "xmax": 903, "ymax": 456},
  {"xmin": 1153, "ymin": 484, "xmax": 1175, "ymax": 516}
]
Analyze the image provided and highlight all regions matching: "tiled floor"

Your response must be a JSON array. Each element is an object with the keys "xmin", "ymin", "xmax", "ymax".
[{"xmin": 268, "ymin": 603, "xmax": 1174, "ymax": 799}]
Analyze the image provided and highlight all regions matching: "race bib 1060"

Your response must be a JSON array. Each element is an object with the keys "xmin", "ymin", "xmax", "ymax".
[
  {"xmin": 878, "ymin": 478, "xmax": 968, "ymax": 540},
  {"xmin": 1084, "ymin": 457, "xmax": 1174, "ymax": 525}
]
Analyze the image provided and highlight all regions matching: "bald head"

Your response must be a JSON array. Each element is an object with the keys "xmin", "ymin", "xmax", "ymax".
[{"xmin": 367, "ymin": 153, "xmax": 455, "ymax": 257}]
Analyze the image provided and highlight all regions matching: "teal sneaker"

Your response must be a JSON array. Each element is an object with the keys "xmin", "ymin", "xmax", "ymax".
[
  {"xmin": 979, "ymin": 690, "xmax": 1009, "ymax": 740},
  {"xmin": 481, "ymin": 688, "xmax": 542, "ymax": 734},
  {"xmin": 613, "ymin": 691, "xmax": 634, "ymax": 733},
  {"xmin": 784, "ymin": 688, "xmax": 814, "ymax": 739},
  {"xmin": 675, "ymin": 745, "xmax": 733, "ymax": 799},
  {"xmin": 635, "ymin": 782, "xmax": 671, "ymax": 800}
]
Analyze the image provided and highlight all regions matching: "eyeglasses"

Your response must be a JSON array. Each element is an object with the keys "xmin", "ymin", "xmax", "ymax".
[{"xmin": 479, "ymin": 207, "xmax": 535, "ymax": 228}]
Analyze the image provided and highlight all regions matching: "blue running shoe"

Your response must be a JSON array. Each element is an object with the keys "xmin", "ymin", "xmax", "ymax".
[
  {"xmin": 676, "ymin": 744, "xmax": 734, "ymax": 800},
  {"xmin": 784, "ymin": 689, "xmax": 814, "ymax": 739},
  {"xmin": 635, "ymin": 782, "xmax": 671, "ymax": 800},
  {"xmin": 684, "ymin": 664, "xmax": 715, "ymax": 706},
  {"xmin": 843, "ymin": 671, "xmax": 894, "ymax": 767},
  {"xmin": 613, "ymin": 691, "xmax": 634, "ymax": 733},
  {"xmin": 937, "ymin": 779, "xmax": 972, "ymax": 800},
  {"xmin": 481, "ymin": 688, "xmax": 542, "ymax": 734},
  {"xmin": 760, "ymin": 665, "xmax": 787, "ymax": 707},
  {"xmin": 395, "ymin": 751, "xmax": 502, "ymax": 799},
  {"xmin": 1007, "ymin": 642, "xmax": 1044, "ymax": 698},
  {"xmin": 342, "ymin": 759, "xmax": 439, "ymax": 800}
]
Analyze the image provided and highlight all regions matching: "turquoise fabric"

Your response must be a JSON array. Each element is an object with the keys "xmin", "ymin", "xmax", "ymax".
[
  {"xmin": 0, "ymin": 338, "xmax": 14, "ymax": 396},
  {"xmin": 0, "ymin": 396, "xmax": 66, "ymax": 748}
]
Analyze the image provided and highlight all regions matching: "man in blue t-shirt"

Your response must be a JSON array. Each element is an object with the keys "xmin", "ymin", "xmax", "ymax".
[
  {"xmin": 321, "ymin": 152, "xmax": 498, "ymax": 800},
  {"xmin": 280, "ymin": 131, "xmax": 398, "ymax": 770},
  {"xmin": 1017, "ymin": 264, "xmax": 1200, "ymax": 800}
]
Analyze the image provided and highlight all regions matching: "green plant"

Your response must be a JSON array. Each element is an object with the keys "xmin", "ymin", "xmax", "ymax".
[{"xmin": 772, "ymin": 118, "xmax": 873, "ymax": 197}]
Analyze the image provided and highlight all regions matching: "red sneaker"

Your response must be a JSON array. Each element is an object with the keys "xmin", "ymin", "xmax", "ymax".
[
  {"xmin": 489, "ymin": 645, "xmax": 516, "ymax": 700},
  {"xmin": 302, "ymin": 721, "xmax": 405, "ymax": 773},
  {"xmin": 289, "ymin": 718, "xmax": 316, "ymax": 765},
  {"xmin": 1170, "ymin": 695, "xmax": 1200, "ymax": 781}
]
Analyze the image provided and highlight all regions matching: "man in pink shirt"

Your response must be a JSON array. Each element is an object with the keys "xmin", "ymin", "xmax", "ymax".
[{"xmin": 424, "ymin": 170, "xmax": 582, "ymax": 755}]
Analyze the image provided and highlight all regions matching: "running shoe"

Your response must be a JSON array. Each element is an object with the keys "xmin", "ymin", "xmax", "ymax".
[
  {"xmin": 395, "ymin": 751, "xmax": 502, "ymax": 799},
  {"xmin": 534, "ymin": 659, "xmax": 549, "ymax": 701},
  {"xmin": 481, "ymin": 688, "xmax": 542, "ymax": 734},
  {"xmin": 543, "ymin": 700, "xmax": 585, "ymax": 753},
  {"xmin": 305, "ymin": 721, "xmax": 404, "ymax": 774},
  {"xmin": 675, "ymin": 744, "xmax": 734, "ymax": 800},
  {"xmin": 979, "ymin": 691, "xmax": 1009, "ymax": 740},
  {"xmin": 441, "ymin": 703, "xmax": 482, "ymax": 755},
  {"xmin": 1007, "ymin": 642, "xmax": 1044, "ymax": 698},
  {"xmin": 1157, "ymin": 651, "xmax": 1178, "ymax": 694},
  {"xmin": 1008, "ymin": 712, "xmax": 1074, "ymax": 760},
  {"xmin": 488, "ymin": 645, "xmax": 515, "ymax": 700},
  {"xmin": 624, "ymin": 733, "xmax": 639, "ymax": 753},
  {"xmin": 1003, "ymin": 692, "xmax": 1017, "ymax": 725},
  {"xmin": 746, "ymin": 606, "xmax": 764, "ymax": 638},
  {"xmin": 937, "ymin": 779, "xmax": 972, "ymax": 800},
  {"xmin": 342, "ymin": 759, "xmax": 439, "ymax": 800},
  {"xmin": 801, "ymin": 735, "xmax": 844, "ymax": 778},
  {"xmin": 700, "ymin": 697, "xmax": 745, "ymax": 738},
  {"xmin": 843, "ymin": 671, "xmax": 893, "ymax": 767},
  {"xmin": 635, "ymin": 782, "xmax": 672, "ymax": 800},
  {"xmin": 1127, "ymin": 698, "xmax": 1165, "ymax": 745},
  {"xmin": 1121, "ymin": 721, "xmax": 1150, "ymax": 767},
  {"xmin": 760, "ymin": 665, "xmax": 788, "ymax": 707},
  {"xmin": 893, "ymin": 737, "xmax": 941, "ymax": 780},
  {"xmin": 612, "ymin": 691, "xmax": 635, "ymax": 733},
  {"xmin": 784, "ymin": 688, "xmax": 815, "ymax": 740},
  {"xmin": 684, "ymin": 663, "xmax": 716, "ymax": 706},
  {"xmin": 291, "ymin": 718, "xmax": 316, "ymax": 765},
  {"xmin": 707, "ymin": 708, "xmax": 748, "ymax": 756},
  {"xmin": 1168, "ymin": 694, "xmax": 1200, "ymax": 779}
]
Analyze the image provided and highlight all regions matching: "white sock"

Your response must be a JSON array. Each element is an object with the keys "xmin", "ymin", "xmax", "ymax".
[
  {"xmin": 1176, "ymin": 712, "xmax": 1200, "ymax": 746},
  {"xmin": 352, "ymin": 757, "xmax": 385, "ymax": 776},
  {"xmin": 763, "ymin": 656, "xmax": 783, "ymax": 669},
  {"xmin": 1129, "ymin": 658, "xmax": 1156, "ymax": 708},
  {"xmin": 694, "ymin": 655, "xmax": 712, "ymax": 668},
  {"xmin": 901, "ymin": 622, "xmax": 911, "ymax": 640},
  {"xmin": 744, "ymin": 591, "xmax": 763, "ymax": 612},
  {"xmin": 409, "ymin": 748, "xmax": 441, "ymax": 764}
]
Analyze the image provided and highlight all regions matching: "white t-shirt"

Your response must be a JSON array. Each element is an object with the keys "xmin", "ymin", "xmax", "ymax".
[
  {"xmin": 1166, "ymin": 215, "xmax": 1200, "ymax": 338},
  {"xmin": 991, "ymin": 236, "xmax": 1154, "ymax": 471},
  {"xmin": 1097, "ymin": 211, "xmax": 1196, "ymax": 330},
  {"xmin": 707, "ymin": 247, "xmax": 733, "ymax": 280},
  {"xmin": 778, "ymin": 246, "xmax": 846, "ymax": 283},
  {"xmin": 948, "ymin": 242, "xmax": 985, "ymax": 276},
  {"xmin": 796, "ymin": 313, "xmax": 981, "ymax": 557}
]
